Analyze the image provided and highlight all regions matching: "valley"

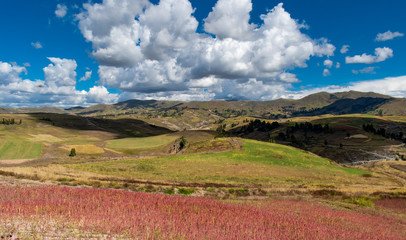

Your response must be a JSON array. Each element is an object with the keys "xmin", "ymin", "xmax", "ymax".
[{"xmin": 1, "ymin": 91, "xmax": 406, "ymax": 239}]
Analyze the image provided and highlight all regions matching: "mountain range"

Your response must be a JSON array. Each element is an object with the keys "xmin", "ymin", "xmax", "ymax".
[{"xmin": 1, "ymin": 91, "xmax": 405, "ymax": 118}]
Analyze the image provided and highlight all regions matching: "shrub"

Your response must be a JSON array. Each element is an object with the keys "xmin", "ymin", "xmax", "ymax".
[
  {"xmin": 69, "ymin": 148, "xmax": 76, "ymax": 157},
  {"xmin": 164, "ymin": 189, "xmax": 175, "ymax": 195},
  {"xmin": 178, "ymin": 188, "xmax": 195, "ymax": 195},
  {"xmin": 179, "ymin": 137, "xmax": 187, "ymax": 150}
]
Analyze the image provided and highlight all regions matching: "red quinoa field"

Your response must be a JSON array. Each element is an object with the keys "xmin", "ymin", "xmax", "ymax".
[{"xmin": 0, "ymin": 185, "xmax": 405, "ymax": 239}]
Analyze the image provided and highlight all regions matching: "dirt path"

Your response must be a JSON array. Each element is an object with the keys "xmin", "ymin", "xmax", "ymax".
[
  {"xmin": 0, "ymin": 175, "xmax": 54, "ymax": 187},
  {"xmin": 0, "ymin": 158, "xmax": 37, "ymax": 165}
]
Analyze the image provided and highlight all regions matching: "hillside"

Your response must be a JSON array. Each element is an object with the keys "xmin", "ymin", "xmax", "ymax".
[
  {"xmin": 67, "ymin": 91, "xmax": 403, "ymax": 122},
  {"xmin": 1, "ymin": 91, "xmax": 403, "ymax": 121}
]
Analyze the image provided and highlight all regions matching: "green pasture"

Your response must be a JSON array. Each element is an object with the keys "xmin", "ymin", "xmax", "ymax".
[
  {"xmin": 0, "ymin": 139, "xmax": 42, "ymax": 160},
  {"xmin": 70, "ymin": 139, "xmax": 369, "ymax": 186},
  {"xmin": 106, "ymin": 135, "xmax": 178, "ymax": 151}
]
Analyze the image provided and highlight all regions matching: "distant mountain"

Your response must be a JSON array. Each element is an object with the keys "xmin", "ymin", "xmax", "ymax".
[
  {"xmin": 297, "ymin": 97, "xmax": 391, "ymax": 116},
  {"xmin": 1, "ymin": 91, "xmax": 404, "ymax": 119},
  {"xmin": 0, "ymin": 106, "xmax": 68, "ymax": 114},
  {"xmin": 67, "ymin": 91, "xmax": 398, "ymax": 117}
]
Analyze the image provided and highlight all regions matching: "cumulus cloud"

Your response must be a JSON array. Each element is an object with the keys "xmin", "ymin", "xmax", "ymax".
[
  {"xmin": 286, "ymin": 76, "xmax": 406, "ymax": 99},
  {"xmin": 80, "ymin": 70, "xmax": 92, "ymax": 81},
  {"xmin": 376, "ymin": 30, "xmax": 404, "ymax": 41},
  {"xmin": 31, "ymin": 41, "xmax": 43, "ymax": 49},
  {"xmin": 345, "ymin": 47, "xmax": 393, "ymax": 64},
  {"xmin": 323, "ymin": 59, "xmax": 333, "ymax": 68},
  {"xmin": 204, "ymin": 0, "xmax": 256, "ymax": 40},
  {"xmin": 87, "ymin": 85, "xmax": 118, "ymax": 103},
  {"xmin": 323, "ymin": 69, "xmax": 331, "ymax": 77},
  {"xmin": 340, "ymin": 45, "xmax": 349, "ymax": 54},
  {"xmin": 0, "ymin": 61, "xmax": 27, "ymax": 84},
  {"xmin": 0, "ymin": 59, "xmax": 118, "ymax": 108},
  {"xmin": 55, "ymin": 4, "xmax": 68, "ymax": 18},
  {"xmin": 77, "ymin": 0, "xmax": 335, "ymax": 101},
  {"xmin": 43, "ymin": 57, "xmax": 77, "ymax": 90},
  {"xmin": 336, "ymin": 62, "xmax": 340, "ymax": 69}
]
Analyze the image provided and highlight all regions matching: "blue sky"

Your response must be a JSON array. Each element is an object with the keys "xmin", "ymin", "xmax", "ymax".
[{"xmin": 0, "ymin": 0, "xmax": 405, "ymax": 107}]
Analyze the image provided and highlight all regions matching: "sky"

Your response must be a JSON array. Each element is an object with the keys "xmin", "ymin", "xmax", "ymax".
[{"xmin": 0, "ymin": 0, "xmax": 405, "ymax": 108}]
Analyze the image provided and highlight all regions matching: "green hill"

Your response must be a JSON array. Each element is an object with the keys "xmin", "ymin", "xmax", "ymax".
[{"xmin": 68, "ymin": 139, "xmax": 371, "ymax": 187}]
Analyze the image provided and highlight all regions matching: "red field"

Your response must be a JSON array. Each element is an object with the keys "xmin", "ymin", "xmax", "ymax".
[
  {"xmin": 375, "ymin": 198, "xmax": 406, "ymax": 214},
  {"xmin": 0, "ymin": 185, "xmax": 405, "ymax": 239}
]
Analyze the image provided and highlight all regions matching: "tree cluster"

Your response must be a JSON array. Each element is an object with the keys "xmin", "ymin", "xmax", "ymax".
[
  {"xmin": 277, "ymin": 122, "xmax": 331, "ymax": 148},
  {"xmin": 362, "ymin": 124, "xmax": 405, "ymax": 142},
  {"xmin": 1, "ymin": 118, "xmax": 22, "ymax": 125},
  {"xmin": 290, "ymin": 122, "xmax": 330, "ymax": 133},
  {"xmin": 240, "ymin": 119, "xmax": 279, "ymax": 133}
]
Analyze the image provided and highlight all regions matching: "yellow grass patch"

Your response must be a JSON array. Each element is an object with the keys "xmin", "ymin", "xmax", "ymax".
[
  {"xmin": 29, "ymin": 134, "xmax": 63, "ymax": 143},
  {"xmin": 104, "ymin": 148, "xmax": 123, "ymax": 154},
  {"xmin": 60, "ymin": 144, "xmax": 104, "ymax": 154}
]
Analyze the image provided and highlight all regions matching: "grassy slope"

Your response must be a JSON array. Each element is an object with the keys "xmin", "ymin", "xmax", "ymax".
[
  {"xmin": 69, "ymin": 139, "xmax": 370, "ymax": 186},
  {"xmin": 0, "ymin": 113, "xmax": 174, "ymax": 158},
  {"xmin": 0, "ymin": 139, "xmax": 42, "ymax": 159},
  {"xmin": 106, "ymin": 135, "xmax": 178, "ymax": 150}
]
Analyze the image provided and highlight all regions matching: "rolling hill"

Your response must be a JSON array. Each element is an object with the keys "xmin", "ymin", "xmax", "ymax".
[
  {"xmin": 1, "ymin": 91, "xmax": 403, "ymax": 118},
  {"xmin": 62, "ymin": 91, "xmax": 406, "ymax": 119}
]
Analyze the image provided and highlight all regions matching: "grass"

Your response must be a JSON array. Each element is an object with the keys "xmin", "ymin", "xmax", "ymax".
[
  {"xmin": 69, "ymin": 139, "xmax": 371, "ymax": 186},
  {"xmin": 106, "ymin": 135, "xmax": 177, "ymax": 151},
  {"xmin": 59, "ymin": 144, "xmax": 105, "ymax": 155},
  {"xmin": 0, "ymin": 140, "xmax": 42, "ymax": 160}
]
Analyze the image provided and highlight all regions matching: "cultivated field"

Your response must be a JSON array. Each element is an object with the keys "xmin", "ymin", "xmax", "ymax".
[
  {"xmin": 0, "ymin": 113, "xmax": 405, "ymax": 239},
  {"xmin": 0, "ymin": 140, "xmax": 41, "ymax": 160},
  {"xmin": 1, "ymin": 185, "xmax": 405, "ymax": 239},
  {"xmin": 69, "ymin": 139, "xmax": 371, "ymax": 186}
]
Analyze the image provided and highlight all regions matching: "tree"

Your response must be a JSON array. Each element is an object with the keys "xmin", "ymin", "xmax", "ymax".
[
  {"xmin": 179, "ymin": 137, "xmax": 187, "ymax": 150},
  {"xmin": 69, "ymin": 148, "xmax": 76, "ymax": 157}
]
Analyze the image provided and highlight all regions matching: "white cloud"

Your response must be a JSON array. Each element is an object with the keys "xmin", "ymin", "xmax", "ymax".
[
  {"xmin": 340, "ymin": 45, "xmax": 350, "ymax": 54},
  {"xmin": 352, "ymin": 66, "xmax": 376, "ymax": 74},
  {"xmin": 345, "ymin": 47, "xmax": 393, "ymax": 64},
  {"xmin": 76, "ymin": 0, "xmax": 151, "ymax": 66},
  {"xmin": 323, "ymin": 59, "xmax": 333, "ymax": 68},
  {"xmin": 78, "ymin": 0, "xmax": 335, "ymax": 100},
  {"xmin": 80, "ymin": 70, "xmax": 92, "ymax": 81},
  {"xmin": 31, "ymin": 42, "xmax": 43, "ymax": 49},
  {"xmin": 55, "ymin": 4, "xmax": 68, "ymax": 18},
  {"xmin": 336, "ymin": 62, "xmax": 340, "ymax": 69},
  {"xmin": 43, "ymin": 57, "xmax": 77, "ymax": 92},
  {"xmin": 0, "ymin": 59, "xmax": 118, "ymax": 108},
  {"xmin": 87, "ymin": 86, "xmax": 118, "ymax": 103},
  {"xmin": 204, "ymin": 0, "xmax": 256, "ymax": 40},
  {"xmin": 323, "ymin": 69, "xmax": 331, "ymax": 77},
  {"xmin": 287, "ymin": 75, "xmax": 406, "ymax": 99},
  {"xmin": 0, "ymin": 61, "xmax": 27, "ymax": 84},
  {"xmin": 119, "ymin": 88, "xmax": 215, "ymax": 102},
  {"xmin": 216, "ymin": 78, "xmax": 291, "ymax": 100},
  {"xmin": 376, "ymin": 30, "xmax": 404, "ymax": 41}
]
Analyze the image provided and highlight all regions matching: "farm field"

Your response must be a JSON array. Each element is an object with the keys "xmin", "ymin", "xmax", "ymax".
[
  {"xmin": 0, "ymin": 184, "xmax": 405, "ymax": 239},
  {"xmin": 106, "ymin": 135, "xmax": 178, "ymax": 150},
  {"xmin": 105, "ymin": 134, "xmax": 179, "ymax": 155},
  {"xmin": 69, "ymin": 139, "xmax": 372, "ymax": 187},
  {"xmin": 0, "ymin": 112, "xmax": 405, "ymax": 239},
  {"xmin": 0, "ymin": 140, "xmax": 42, "ymax": 160}
]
